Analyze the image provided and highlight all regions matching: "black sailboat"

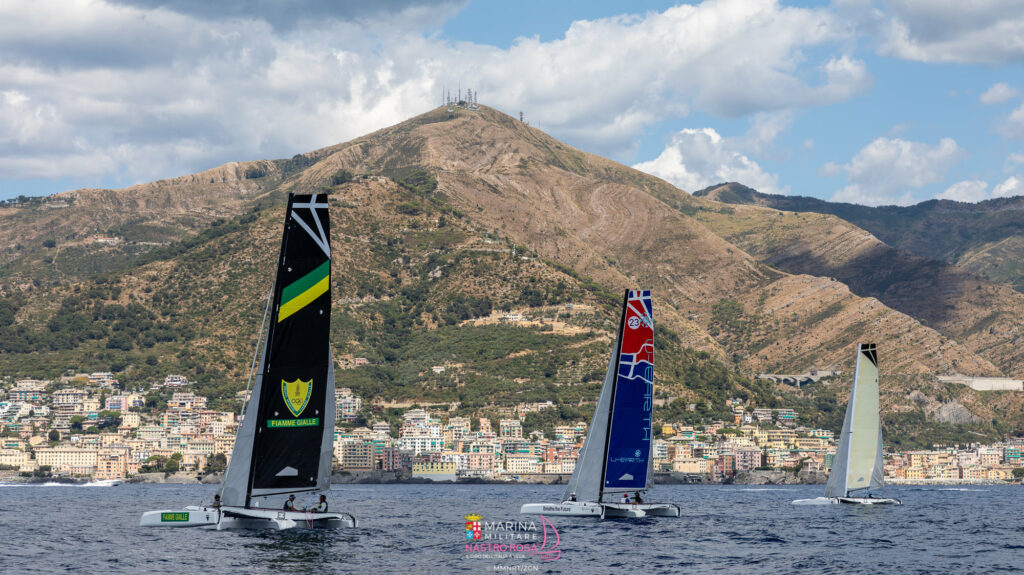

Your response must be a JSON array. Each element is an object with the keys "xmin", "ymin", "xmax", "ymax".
[{"xmin": 141, "ymin": 193, "xmax": 356, "ymax": 529}]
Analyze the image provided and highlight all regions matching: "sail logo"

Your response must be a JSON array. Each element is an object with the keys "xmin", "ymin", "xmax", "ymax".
[
  {"xmin": 628, "ymin": 316, "xmax": 642, "ymax": 329},
  {"xmin": 282, "ymin": 378, "xmax": 312, "ymax": 417},
  {"xmin": 465, "ymin": 513, "xmax": 483, "ymax": 540}
]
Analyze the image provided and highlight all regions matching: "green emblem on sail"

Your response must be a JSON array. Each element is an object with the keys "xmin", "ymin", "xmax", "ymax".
[{"xmin": 282, "ymin": 378, "xmax": 312, "ymax": 417}]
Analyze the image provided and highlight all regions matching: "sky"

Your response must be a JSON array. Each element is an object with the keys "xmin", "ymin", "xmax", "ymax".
[{"xmin": 1, "ymin": 0, "xmax": 1023, "ymax": 206}]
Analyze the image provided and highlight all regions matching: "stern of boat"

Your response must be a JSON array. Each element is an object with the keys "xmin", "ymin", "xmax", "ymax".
[
  {"xmin": 520, "ymin": 502, "xmax": 603, "ymax": 517},
  {"xmin": 140, "ymin": 508, "xmax": 219, "ymax": 527}
]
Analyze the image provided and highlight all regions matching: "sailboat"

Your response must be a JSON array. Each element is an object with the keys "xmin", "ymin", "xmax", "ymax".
[
  {"xmin": 521, "ymin": 290, "xmax": 680, "ymax": 519},
  {"xmin": 793, "ymin": 343, "xmax": 901, "ymax": 506},
  {"xmin": 140, "ymin": 193, "xmax": 357, "ymax": 529}
]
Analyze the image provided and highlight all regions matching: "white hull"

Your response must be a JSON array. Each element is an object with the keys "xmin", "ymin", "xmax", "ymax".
[
  {"xmin": 84, "ymin": 479, "xmax": 122, "ymax": 487},
  {"xmin": 520, "ymin": 501, "xmax": 680, "ymax": 518},
  {"xmin": 140, "ymin": 505, "xmax": 357, "ymax": 530},
  {"xmin": 792, "ymin": 496, "xmax": 901, "ymax": 506},
  {"xmin": 139, "ymin": 506, "xmax": 220, "ymax": 527}
]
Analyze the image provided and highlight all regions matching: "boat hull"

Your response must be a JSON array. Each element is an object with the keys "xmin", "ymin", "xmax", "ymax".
[
  {"xmin": 520, "ymin": 501, "xmax": 680, "ymax": 518},
  {"xmin": 837, "ymin": 496, "xmax": 901, "ymax": 505},
  {"xmin": 792, "ymin": 496, "xmax": 901, "ymax": 505},
  {"xmin": 140, "ymin": 505, "xmax": 357, "ymax": 529},
  {"xmin": 218, "ymin": 506, "xmax": 357, "ymax": 530},
  {"xmin": 520, "ymin": 502, "xmax": 603, "ymax": 517},
  {"xmin": 139, "ymin": 506, "xmax": 220, "ymax": 527}
]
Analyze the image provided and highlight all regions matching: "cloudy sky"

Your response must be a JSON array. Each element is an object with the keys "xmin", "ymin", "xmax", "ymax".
[{"xmin": 1, "ymin": 0, "xmax": 1023, "ymax": 206}]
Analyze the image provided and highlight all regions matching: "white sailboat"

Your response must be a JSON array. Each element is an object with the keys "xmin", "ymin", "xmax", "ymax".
[
  {"xmin": 521, "ymin": 290, "xmax": 680, "ymax": 519},
  {"xmin": 793, "ymin": 343, "xmax": 901, "ymax": 506},
  {"xmin": 140, "ymin": 193, "xmax": 356, "ymax": 529}
]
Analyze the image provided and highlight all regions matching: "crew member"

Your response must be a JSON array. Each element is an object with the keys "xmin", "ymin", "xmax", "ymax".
[
  {"xmin": 312, "ymin": 494, "xmax": 329, "ymax": 513},
  {"xmin": 622, "ymin": 493, "xmax": 630, "ymax": 504},
  {"xmin": 212, "ymin": 494, "xmax": 222, "ymax": 509},
  {"xmin": 634, "ymin": 492, "xmax": 644, "ymax": 504},
  {"xmin": 283, "ymin": 494, "xmax": 296, "ymax": 510},
  {"xmin": 569, "ymin": 493, "xmax": 577, "ymax": 502}
]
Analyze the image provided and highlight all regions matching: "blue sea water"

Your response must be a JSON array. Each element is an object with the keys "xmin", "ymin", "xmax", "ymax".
[{"xmin": 0, "ymin": 483, "xmax": 1020, "ymax": 574}]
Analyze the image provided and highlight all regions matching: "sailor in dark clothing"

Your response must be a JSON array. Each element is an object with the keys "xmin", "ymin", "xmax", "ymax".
[
  {"xmin": 283, "ymin": 494, "xmax": 296, "ymax": 510},
  {"xmin": 312, "ymin": 494, "xmax": 328, "ymax": 513},
  {"xmin": 212, "ymin": 494, "xmax": 222, "ymax": 509},
  {"xmin": 634, "ymin": 492, "xmax": 644, "ymax": 504}
]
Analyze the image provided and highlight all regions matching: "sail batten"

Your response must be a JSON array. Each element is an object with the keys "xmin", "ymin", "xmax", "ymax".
[
  {"xmin": 825, "ymin": 343, "xmax": 884, "ymax": 498},
  {"xmin": 219, "ymin": 193, "xmax": 334, "ymax": 508}
]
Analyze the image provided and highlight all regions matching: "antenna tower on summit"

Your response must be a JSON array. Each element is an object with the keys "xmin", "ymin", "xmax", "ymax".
[{"xmin": 442, "ymin": 84, "xmax": 481, "ymax": 112}]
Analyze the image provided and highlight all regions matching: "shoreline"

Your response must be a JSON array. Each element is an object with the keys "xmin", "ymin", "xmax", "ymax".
[{"xmin": 2, "ymin": 469, "xmax": 1016, "ymax": 487}]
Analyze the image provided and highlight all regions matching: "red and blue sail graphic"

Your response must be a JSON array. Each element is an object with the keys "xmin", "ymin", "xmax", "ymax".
[{"xmin": 603, "ymin": 290, "xmax": 653, "ymax": 490}]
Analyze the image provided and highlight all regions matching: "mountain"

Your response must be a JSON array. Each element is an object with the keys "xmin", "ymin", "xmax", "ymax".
[
  {"xmin": 695, "ymin": 182, "xmax": 1024, "ymax": 292},
  {"xmin": 689, "ymin": 190, "xmax": 1024, "ymax": 378},
  {"xmin": 1, "ymin": 107, "xmax": 1022, "ymax": 445}
]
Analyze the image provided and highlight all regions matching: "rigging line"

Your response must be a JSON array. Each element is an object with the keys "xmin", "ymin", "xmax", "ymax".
[{"xmin": 219, "ymin": 289, "xmax": 272, "ymax": 499}]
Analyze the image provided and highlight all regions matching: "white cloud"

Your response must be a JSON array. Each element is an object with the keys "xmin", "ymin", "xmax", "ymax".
[
  {"xmin": 632, "ymin": 127, "xmax": 785, "ymax": 195},
  {"xmin": 993, "ymin": 175, "xmax": 1024, "ymax": 198},
  {"xmin": 0, "ymin": 0, "xmax": 870, "ymax": 188},
  {"xmin": 828, "ymin": 137, "xmax": 963, "ymax": 205},
  {"xmin": 932, "ymin": 175, "xmax": 1024, "ymax": 202},
  {"xmin": 939, "ymin": 180, "xmax": 988, "ymax": 202},
  {"xmin": 997, "ymin": 104, "xmax": 1024, "ymax": 139},
  {"xmin": 876, "ymin": 0, "xmax": 1024, "ymax": 63},
  {"xmin": 980, "ymin": 82, "xmax": 1020, "ymax": 105},
  {"xmin": 1008, "ymin": 153, "xmax": 1024, "ymax": 169}
]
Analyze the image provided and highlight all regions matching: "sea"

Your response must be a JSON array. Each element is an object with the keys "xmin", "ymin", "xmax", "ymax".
[{"xmin": 0, "ymin": 483, "xmax": 1020, "ymax": 574}]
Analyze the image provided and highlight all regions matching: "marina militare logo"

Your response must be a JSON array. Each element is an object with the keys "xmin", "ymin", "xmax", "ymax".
[{"xmin": 461, "ymin": 513, "xmax": 561, "ymax": 561}]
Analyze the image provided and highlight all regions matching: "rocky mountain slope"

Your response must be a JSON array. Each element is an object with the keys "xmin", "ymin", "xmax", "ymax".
[{"xmin": 695, "ymin": 182, "xmax": 1024, "ymax": 292}]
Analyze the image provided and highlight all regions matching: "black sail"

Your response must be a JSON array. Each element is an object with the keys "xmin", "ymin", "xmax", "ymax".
[{"xmin": 243, "ymin": 193, "xmax": 332, "ymax": 501}]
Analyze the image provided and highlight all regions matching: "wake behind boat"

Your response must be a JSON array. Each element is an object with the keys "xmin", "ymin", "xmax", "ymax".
[
  {"xmin": 140, "ymin": 193, "xmax": 356, "ymax": 530},
  {"xmin": 521, "ymin": 290, "xmax": 679, "ymax": 519},
  {"xmin": 793, "ymin": 343, "xmax": 901, "ymax": 506}
]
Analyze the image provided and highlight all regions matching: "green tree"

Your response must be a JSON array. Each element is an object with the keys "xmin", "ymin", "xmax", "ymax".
[
  {"xmin": 164, "ymin": 453, "xmax": 182, "ymax": 474},
  {"xmin": 48, "ymin": 430, "xmax": 60, "ymax": 442},
  {"xmin": 204, "ymin": 453, "xmax": 227, "ymax": 474}
]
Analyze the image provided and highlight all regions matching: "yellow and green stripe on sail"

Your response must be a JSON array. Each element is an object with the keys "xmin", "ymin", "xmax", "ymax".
[{"xmin": 278, "ymin": 260, "xmax": 330, "ymax": 322}]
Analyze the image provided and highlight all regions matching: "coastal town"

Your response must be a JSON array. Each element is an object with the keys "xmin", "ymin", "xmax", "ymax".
[{"xmin": 1, "ymin": 373, "xmax": 1022, "ymax": 485}]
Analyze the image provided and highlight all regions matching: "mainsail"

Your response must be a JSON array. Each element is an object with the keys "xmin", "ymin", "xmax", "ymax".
[
  {"xmin": 824, "ymin": 343, "xmax": 885, "ymax": 498},
  {"xmin": 220, "ymin": 193, "xmax": 335, "ymax": 507},
  {"xmin": 562, "ymin": 290, "xmax": 654, "ymax": 503}
]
